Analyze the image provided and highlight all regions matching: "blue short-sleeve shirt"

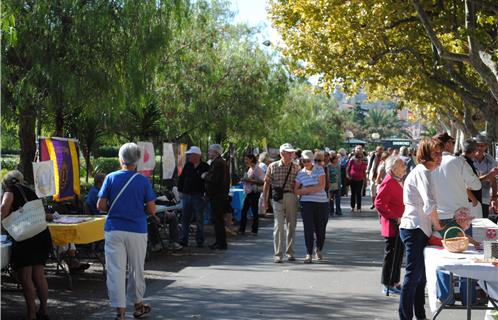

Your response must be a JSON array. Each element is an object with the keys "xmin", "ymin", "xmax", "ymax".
[
  {"xmin": 85, "ymin": 186, "xmax": 100, "ymax": 214},
  {"xmin": 98, "ymin": 170, "xmax": 156, "ymax": 233}
]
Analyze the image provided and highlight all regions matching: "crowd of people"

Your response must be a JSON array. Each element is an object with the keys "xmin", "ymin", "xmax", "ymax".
[{"xmin": 1, "ymin": 133, "xmax": 497, "ymax": 319}]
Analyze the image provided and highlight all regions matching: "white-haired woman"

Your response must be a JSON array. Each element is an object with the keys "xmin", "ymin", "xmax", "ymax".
[
  {"xmin": 374, "ymin": 156, "xmax": 406, "ymax": 295},
  {"xmin": 97, "ymin": 143, "xmax": 158, "ymax": 320},
  {"xmin": 1, "ymin": 170, "xmax": 52, "ymax": 320}
]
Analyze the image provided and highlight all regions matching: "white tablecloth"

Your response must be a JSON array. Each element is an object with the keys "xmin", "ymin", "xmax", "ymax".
[{"xmin": 424, "ymin": 246, "xmax": 498, "ymax": 316}]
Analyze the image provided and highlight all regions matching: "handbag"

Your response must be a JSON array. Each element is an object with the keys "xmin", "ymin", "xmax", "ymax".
[
  {"xmin": 273, "ymin": 164, "xmax": 293, "ymax": 202},
  {"xmin": 2, "ymin": 185, "xmax": 47, "ymax": 241}
]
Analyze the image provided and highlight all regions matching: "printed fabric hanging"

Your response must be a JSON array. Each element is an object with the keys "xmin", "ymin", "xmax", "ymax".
[{"xmin": 39, "ymin": 137, "xmax": 80, "ymax": 201}]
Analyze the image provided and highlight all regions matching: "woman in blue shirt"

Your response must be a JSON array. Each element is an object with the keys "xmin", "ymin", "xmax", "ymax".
[
  {"xmin": 294, "ymin": 150, "xmax": 329, "ymax": 263},
  {"xmin": 97, "ymin": 143, "xmax": 157, "ymax": 320}
]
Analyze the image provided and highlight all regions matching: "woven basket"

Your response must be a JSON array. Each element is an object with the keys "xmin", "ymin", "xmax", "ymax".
[{"xmin": 442, "ymin": 226, "xmax": 469, "ymax": 253}]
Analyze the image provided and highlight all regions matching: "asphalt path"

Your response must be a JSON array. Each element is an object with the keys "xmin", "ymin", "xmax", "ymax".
[{"xmin": 88, "ymin": 197, "xmax": 486, "ymax": 320}]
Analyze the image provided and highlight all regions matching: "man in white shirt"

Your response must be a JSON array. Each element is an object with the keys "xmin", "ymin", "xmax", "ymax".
[{"xmin": 432, "ymin": 132, "xmax": 481, "ymax": 220}]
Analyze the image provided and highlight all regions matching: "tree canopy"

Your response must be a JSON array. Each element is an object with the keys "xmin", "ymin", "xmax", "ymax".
[{"xmin": 268, "ymin": 0, "xmax": 498, "ymax": 140}]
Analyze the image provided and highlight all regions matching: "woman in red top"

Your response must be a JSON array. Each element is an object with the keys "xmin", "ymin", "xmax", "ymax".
[
  {"xmin": 347, "ymin": 149, "xmax": 367, "ymax": 212},
  {"xmin": 374, "ymin": 156, "xmax": 406, "ymax": 294}
]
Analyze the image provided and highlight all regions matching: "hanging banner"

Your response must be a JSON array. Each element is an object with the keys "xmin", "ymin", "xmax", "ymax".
[
  {"xmin": 32, "ymin": 160, "xmax": 56, "ymax": 198},
  {"xmin": 162, "ymin": 143, "xmax": 176, "ymax": 179},
  {"xmin": 177, "ymin": 143, "xmax": 187, "ymax": 176},
  {"xmin": 137, "ymin": 141, "xmax": 155, "ymax": 178},
  {"xmin": 39, "ymin": 137, "xmax": 80, "ymax": 201}
]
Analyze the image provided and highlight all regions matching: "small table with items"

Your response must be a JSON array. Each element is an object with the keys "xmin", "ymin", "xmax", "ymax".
[
  {"xmin": 229, "ymin": 187, "xmax": 251, "ymax": 222},
  {"xmin": 425, "ymin": 246, "xmax": 498, "ymax": 319},
  {"xmin": 48, "ymin": 215, "xmax": 106, "ymax": 289}
]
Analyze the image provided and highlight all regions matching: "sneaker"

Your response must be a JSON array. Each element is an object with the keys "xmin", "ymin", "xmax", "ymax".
[
  {"xmin": 151, "ymin": 243, "xmax": 162, "ymax": 252},
  {"xmin": 169, "ymin": 242, "xmax": 183, "ymax": 251},
  {"xmin": 382, "ymin": 285, "xmax": 402, "ymax": 295},
  {"xmin": 315, "ymin": 251, "xmax": 323, "ymax": 260},
  {"xmin": 274, "ymin": 256, "xmax": 283, "ymax": 263},
  {"xmin": 287, "ymin": 255, "xmax": 296, "ymax": 261},
  {"xmin": 304, "ymin": 254, "xmax": 312, "ymax": 263},
  {"xmin": 370, "ymin": 204, "xmax": 375, "ymax": 209}
]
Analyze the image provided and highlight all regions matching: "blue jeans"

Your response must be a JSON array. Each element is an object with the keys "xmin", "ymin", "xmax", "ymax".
[
  {"xmin": 181, "ymin": 193, "xmax": 206, "ymax": 245},
  {"xmin": 399, "ymin": 228, "xmax": 428, "ymax": 320},
  {"xmin": 330, "ymin": 189, "xmax": 342, "ymax": 214},
  {"xmin": 300, "ymin": 202, "xmax": 329, "ymax": 255},
  {"xmin": 436, "ymin": 271, "xmax": 477, "ymax": 305}
]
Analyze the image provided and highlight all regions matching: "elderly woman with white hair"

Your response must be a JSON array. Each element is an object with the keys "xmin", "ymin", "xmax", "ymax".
[
  {"xmin": 374, "ymin": 156, "xmax": 406, "ymax": 295},
  {"xmin": 1, "ymin": 170, "xmax": 52, "ymax": 320},
  {"xmin": 97, "ymin": 143, "xmax": 158, "ymax": 320}
]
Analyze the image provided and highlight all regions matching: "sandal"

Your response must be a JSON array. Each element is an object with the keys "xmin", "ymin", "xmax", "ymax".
[{"xmin": 133, "ymin": 303, "xmax": 151, "ymax": 318}]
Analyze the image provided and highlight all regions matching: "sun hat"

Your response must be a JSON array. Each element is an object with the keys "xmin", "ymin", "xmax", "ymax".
[
  {"xmin": 301, "ymin": 150, "xmax": 314, "ymax": 160},
  {"xmin": 185, "ymin": 146, "xmax": 202, "ymax": 155},
  {"xmin": 279, "ymin": 143, "xmax": 296, "ymax": 153},
  {"xmin": 474, "ymin": 134, "xmax": 488, "ymax": 144}
]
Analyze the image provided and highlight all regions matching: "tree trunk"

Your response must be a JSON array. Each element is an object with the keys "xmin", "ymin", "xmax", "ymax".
[
  {"xmin": 54, "ymin": 107, "xmax": 64, "ymax": 137},
  {"xmin": 18, "ymin": 107, "xmax": 37, "ymax": 184},
  {"xmin": 82, "ymin": 145, "xmax": 92, "ymax": 184}
]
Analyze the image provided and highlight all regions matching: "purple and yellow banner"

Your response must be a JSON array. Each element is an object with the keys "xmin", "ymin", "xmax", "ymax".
[{"xmin": 39, "ymin": 137, "xmax": 80, "ymax": 201}]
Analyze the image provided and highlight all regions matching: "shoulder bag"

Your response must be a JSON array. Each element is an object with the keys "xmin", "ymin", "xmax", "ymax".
[
  {"xmin": 273, "ymin": 164, "xmax": 293, "ymax": 202},
  {"xmin": 2, "ymin": 185, "xmax": 47, "ymax": 241}
]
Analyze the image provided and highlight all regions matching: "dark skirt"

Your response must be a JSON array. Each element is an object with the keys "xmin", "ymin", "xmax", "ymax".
[{"xmin": 11, "ymin": 228, "xmax": 52, "ymax": 269}]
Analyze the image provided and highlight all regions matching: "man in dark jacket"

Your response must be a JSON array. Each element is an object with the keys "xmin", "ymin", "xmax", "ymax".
[
  {"xmin": 202, "ymin": 144, "xmax": 230, "ymax": 250},
  {"xmin": 178, "ymin": 146, "xmax": 210, "ymax": 247}
]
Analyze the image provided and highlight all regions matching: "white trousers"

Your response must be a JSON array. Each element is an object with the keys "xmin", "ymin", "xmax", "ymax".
[
  {"xmin": 105, "ymin": 230, "xmax": 148, "ymax": 308},
  {"xmin": 272, "ymin": 193, "xmax": 298, "ymax": 258}
]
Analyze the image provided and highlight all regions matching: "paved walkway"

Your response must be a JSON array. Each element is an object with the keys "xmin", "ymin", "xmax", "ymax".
[{"xmin": 89, "ymin": 198, "xmax": 485, "ymax": 319}]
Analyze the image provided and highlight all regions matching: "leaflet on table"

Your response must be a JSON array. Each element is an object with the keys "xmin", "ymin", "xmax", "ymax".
[{"xmin": 53, "ymin": 217, "xmax": 92, "ymax": 224}]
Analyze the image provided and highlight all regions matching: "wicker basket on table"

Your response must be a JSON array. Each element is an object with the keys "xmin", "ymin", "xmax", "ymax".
[{"xmin": 442, "ymin": 226, "xmax": 469, "ymax": 253}]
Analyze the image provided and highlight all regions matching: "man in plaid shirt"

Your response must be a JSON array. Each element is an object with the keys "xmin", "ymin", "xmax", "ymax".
[{"xmin": 262, "ymin": 143, "xmax": 300, "ymax": 263}]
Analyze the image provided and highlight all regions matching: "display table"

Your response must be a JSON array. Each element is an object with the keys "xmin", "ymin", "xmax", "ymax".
[
  {"xmin": 424, "ymin": 246, "xmax": 498, "ymax": 319},
  {"xmin": 48, "ymin": 216, "xmax": 106, "ymax": 289},
  {"xmin": 48, "ymin": 215, "xmax": 106, "ymax": 246}
]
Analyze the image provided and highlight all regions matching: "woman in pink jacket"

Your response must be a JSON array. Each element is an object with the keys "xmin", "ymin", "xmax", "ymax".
[
  {"xmin": 347, "ymin": 149, "xmax": 367, "ymax": 212},
  {"xmin": 374, "ymin": 156, "xmax": 406, "ymax": 294}
]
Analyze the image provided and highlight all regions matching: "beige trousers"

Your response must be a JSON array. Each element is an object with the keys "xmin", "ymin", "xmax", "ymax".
[{"xmin": 272, "ymin": 193, "xmax": 298, "ymax": 258}]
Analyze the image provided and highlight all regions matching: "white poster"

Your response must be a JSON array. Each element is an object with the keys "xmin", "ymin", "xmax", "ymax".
[
  {"xmin": 162, "ymin": 143, "xmax": 176, "ymax": 179},
  {"xmin": 137, "ymin": 142, "xmax": 155, "ymax": 178},
  {"xmin": 32, "ymin": 160, "xmax": 55, "ymax": 198}
]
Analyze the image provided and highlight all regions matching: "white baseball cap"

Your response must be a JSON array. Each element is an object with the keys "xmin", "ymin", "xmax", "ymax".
[
  {"xmin": 279, "ymin": 143, "xmax": 296, "ymax": 153},
  {"xmin": 185, "ymin": 146, "xmax": 202, "ymax": 155}
]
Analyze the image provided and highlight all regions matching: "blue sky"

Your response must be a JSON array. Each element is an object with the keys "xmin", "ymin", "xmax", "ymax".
[{"xmin": 229, "ymin": 0, "xmax": 280, "ymax": 46}]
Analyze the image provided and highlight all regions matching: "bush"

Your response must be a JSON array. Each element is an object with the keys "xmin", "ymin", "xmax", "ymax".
[
  {"xmin": 1, "ymin": 157, "xmax": 19, "ymax": 171},
  {"xmin": 93, "ymin": 157, "xmax": 120, "ymax": 175},
  {"xmin": 94, "ymin": 146, "xmax": 120, "ymax": 158}
]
